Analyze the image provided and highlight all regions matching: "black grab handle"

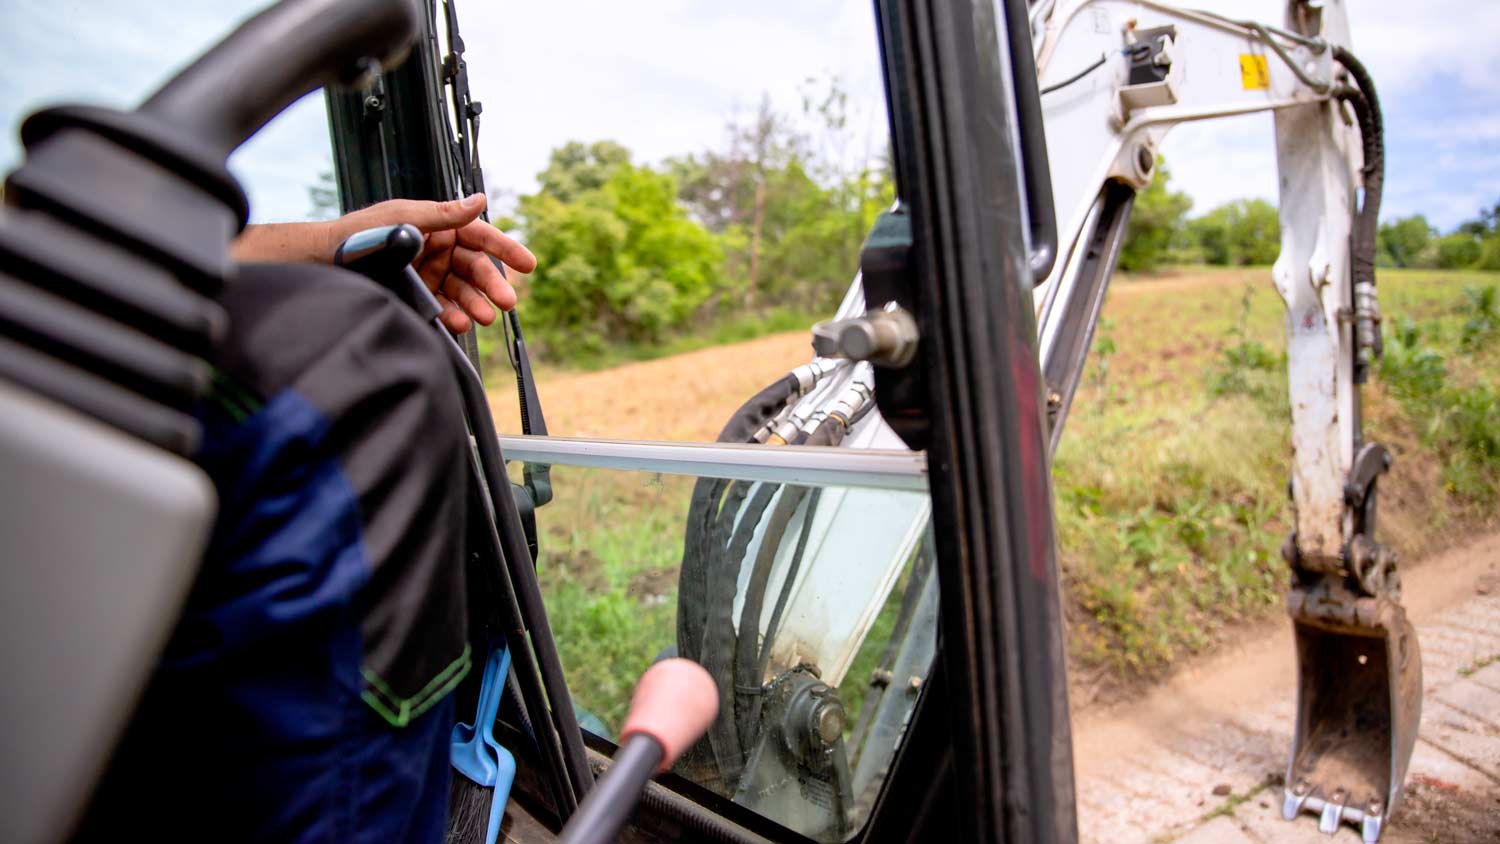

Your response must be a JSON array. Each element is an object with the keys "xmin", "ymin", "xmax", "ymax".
[
  {"xmin": 1001, "ymin": 0, "xmax": 1058, "ymax": 285},
  {"xmin": 141, "ymin": 0, "xmax": 422, "ymax": 158}
]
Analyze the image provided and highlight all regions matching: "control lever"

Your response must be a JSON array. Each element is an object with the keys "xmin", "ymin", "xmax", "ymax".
[
  {"xmin": 333, "ymin": 223, "xmax": 443, "ymax": 324},
  {"xmin": 557, "ymin": 659, "xmax": 718, "ymax": 844}
]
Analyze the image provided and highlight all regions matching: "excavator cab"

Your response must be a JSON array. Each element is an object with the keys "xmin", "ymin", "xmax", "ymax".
[{"xmin": 0, "ymin": 0, "xmax": 1423, "ymax": 842}]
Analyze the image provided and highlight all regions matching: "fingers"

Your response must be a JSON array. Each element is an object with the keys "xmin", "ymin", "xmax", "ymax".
[
  {"xmin": 417, "ymin": 228, "xmax": 455, "ymax": 264},
  {"xmin": 417, "ymin": 248, "xmax": 517, "ymax": 326},
  {"xmin": 440, "ymin": 271, "xmax": 497, "ymax": 326},
  {"xmin": 416, "ymin": 244, "xmax": 453, "ymax": 293},
  {"xmin": 345, "ymin": 195, "xmax": 537, "ymax": 273},
  {"xmin": 454, "ymin": 219, "xmax": 537, "ymax": 273},
  {"xmin": 436, "ymin": 293, "xmax": 472, "ymax": 334},
  {"xmin": 451, "ymin": 246, "xmax": 517, "ymax": 312},
  {"xmin": 360, "ymin": 194, "xmax": 488, "ymax": 234}
]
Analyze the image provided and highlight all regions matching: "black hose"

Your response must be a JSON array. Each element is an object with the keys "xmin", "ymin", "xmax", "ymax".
[
  {"xmin": 1333, "ymin": 48, "xmax": 1383, "ymax": 289},
  {"xmin": 1331, "ymin": 46, "xmax": 1384, "ymax": 370},
  {"xmin": 702, "ymin": 480, "xmax": 777, "ymax": 782},
  {"xmin": 738, "ymin": 416, "xmax": 850, "ymax": 739},
  {"xmin": 442, "ymin": 337, "xmax": 594, "ymax": 809},
  {"xmin": 677, "ymin": 374, "xmax": 801, "ymax": 661},
  {"xmin": 846, "ymin": 397, "xmax": 876, "ymax": 429},
  {"xmin": 717, "ymin": 375, "xmax": 799, "ymax": 444},
  {"xmin": 1040, "ymin": 53, "xmax": 1108, "ymax": 96},
  {"xmin": 732, "ymin": 485, "xmax": 812, "ymax": 745},
  {"xmin": 675, "ymin": 480, "xmax": 719, "ymax": 663}
]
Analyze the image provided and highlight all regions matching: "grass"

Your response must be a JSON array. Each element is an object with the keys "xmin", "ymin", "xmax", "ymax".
[
  {"xmin": 528, "ymin": 466, "xmax": 691, "ymax": 730},
  {"xmin": 1457, "ymin": 654, "xmax": 1497, "ymax": 678},
  {"xmin": 503, "ymin": 266, "xmax": 1500, "ymax": 728}
]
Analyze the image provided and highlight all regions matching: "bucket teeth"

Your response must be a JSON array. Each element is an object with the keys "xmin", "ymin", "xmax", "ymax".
[
  {"xmin": 1281, "ymin": 779, "xmax": 1310, "ymax": 821},
  {"xmin": 1318, "ymin": 789, "xmax": 1347, "ymax": 834},
  {"xmin": 1361, "ymin": 800, "xmax": 1384, "ymax": 844}
]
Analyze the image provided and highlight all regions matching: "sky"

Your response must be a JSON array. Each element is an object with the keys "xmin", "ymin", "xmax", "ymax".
[{"xmin": 2, "ymin": 0, "xmax": 1496, "ymax": 231}]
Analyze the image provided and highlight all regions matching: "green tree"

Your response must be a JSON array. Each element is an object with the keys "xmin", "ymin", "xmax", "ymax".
[
  {"xmin": 1118, "ymin": 157, "xmax": 1192, "ymax": 271},
  {"xmin": 669, "ymin": 84, "xmax": 893, "ymax": 310},
  {"xmin": 1376, "ymin": 214, "xmax": 1433, "ymax": 268},
  {"xmin": 536, "ymin": 141, "xmax": 632, "ymax": 203},
  {"xmin": 1477, "ymin": 235, "xmax": 1500, "ymax": 271},
  {"xmin": 669, "ymin": 96, "xmax": 812, "ymax": 305},
  {"xmin": 1185, "ymin": 199, "xmax": 1280, "ymax": 266},
  {"xmin": 517, "ymin": 149, "xmax": 723, "ymax": 354}
]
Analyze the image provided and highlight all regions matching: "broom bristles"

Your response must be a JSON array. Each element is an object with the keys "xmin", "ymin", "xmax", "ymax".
[{"xmin": 446, "ymin": 776, "xmax": 496, "ymax": 844}]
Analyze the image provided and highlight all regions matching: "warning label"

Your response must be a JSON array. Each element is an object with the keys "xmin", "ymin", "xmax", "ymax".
[{"xmin": 1240, "ymin": 54, "xmax": 1271, "ymax": 90}]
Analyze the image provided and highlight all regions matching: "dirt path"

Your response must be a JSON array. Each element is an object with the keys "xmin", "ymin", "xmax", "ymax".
[
  {"xmin": 488, "ymin": 331, "xmax": 810, "ymax": 442},
  {"xmin": 1071, "ymin": 531, "xmax": 1500, "ymax": 844}
]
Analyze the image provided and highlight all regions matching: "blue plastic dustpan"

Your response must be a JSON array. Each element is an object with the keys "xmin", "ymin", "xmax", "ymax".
[{"xmin": 450, "ymin": 645, "xmax": 515, "ymax": 844}]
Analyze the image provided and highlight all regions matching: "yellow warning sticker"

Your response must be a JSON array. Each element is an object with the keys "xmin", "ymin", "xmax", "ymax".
[{"xmin": 1240, "ymin": 54, "xmax": 1270, "ymax": 90}]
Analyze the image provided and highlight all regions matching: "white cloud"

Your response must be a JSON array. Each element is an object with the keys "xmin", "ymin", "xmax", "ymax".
[{"xmin": 455, "ymin": 0, "xmax": 885, "ymax": 200}]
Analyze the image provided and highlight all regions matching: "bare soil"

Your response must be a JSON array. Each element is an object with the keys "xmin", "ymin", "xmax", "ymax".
[{"xmin": 488, "ymin": 330, "xmax": 812, "ymax": 442}]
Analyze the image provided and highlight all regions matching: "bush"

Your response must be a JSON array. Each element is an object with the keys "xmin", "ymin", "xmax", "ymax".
[
  {"xmin": 1376, "ymin": 215, "xmax": 1434, "ymax": 268},
  {"xmin": 1185, "ymin": 199, "xmax": 1280, "ymax": 266},
  {"xmin": 1427, "ymin": 232, "xmax": 1483, "ymax": 269},
  {"xmin": 517, "ymin": 154, "xmax": 724, "ymax": 356},
  {"xmin": 1379, "ymin": 316, "xmax": 1500, "ymax": 501}
]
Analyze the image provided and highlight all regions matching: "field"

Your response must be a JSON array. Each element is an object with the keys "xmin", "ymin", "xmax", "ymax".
[{"xmin": 485, "ymin": 267, "xmax": 1500, "ymax": 728}]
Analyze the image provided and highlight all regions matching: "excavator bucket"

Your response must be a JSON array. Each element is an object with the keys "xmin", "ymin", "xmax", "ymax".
[{"xmin": 1281, "ymin": 580, "xmax": 1422, "ymax": 843}]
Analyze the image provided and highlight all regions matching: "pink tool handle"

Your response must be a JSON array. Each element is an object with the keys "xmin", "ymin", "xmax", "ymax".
[{"xmin": 618, "ymin": 658, "xmax": 719, "ymax": 773}]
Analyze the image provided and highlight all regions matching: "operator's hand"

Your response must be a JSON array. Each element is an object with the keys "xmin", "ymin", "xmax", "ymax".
[
  {"xmin": 230, "ymin": 192, "xmax": 536, "ymax": 335},
  {"xmin": 334, "ymin": 193, "xmax": 535, "ymax": 333}
]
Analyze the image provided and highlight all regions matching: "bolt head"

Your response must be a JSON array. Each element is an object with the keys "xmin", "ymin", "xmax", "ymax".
[
  {"xmin": 839, "ymin": 322, "xmax": 879, "ymax": 361},
  {"xmin": 815, "ymin": 702, "xmax": 844, "ymax": 744}
]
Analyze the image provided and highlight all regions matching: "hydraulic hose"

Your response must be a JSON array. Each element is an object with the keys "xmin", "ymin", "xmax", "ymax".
[
  {"xmin": 676, "ymin": 362, "xmax": 842, "ymax": 785},
  {"xmin": 731, "ymin": 485, "xmax": 810, "ymax": 740},
  {"xmin": 1331, "ymin": 46, "xmax": 1385, "ymax": 372},
  {"xmin": 701, "ymin": 481, "xmax": 776, "ymax": 780},
  {"xmin": 678, "ymin": 373, "xmax": 802, "ymax": 660},
  {"xmin": 756, "ymin": 486, "xmax": 823, "ymax": 682},
  {"xmin": 734, "ymin": 414, "xmax": 852, "ymax": 742},
  {"xmin": 717, "ymin": 375, "xmax": 801, "ymax": 444}
]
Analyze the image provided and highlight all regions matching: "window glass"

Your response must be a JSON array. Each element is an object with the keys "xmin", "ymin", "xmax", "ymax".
[
  {"xmin": 453, "ymin": 2, "xmax": 896, "ymax": 442},
  {"xmin": 517, "ymin": 457, "xmax": 936, "ymax": 841},
  {"xmin": 1, "ymin": 0, "xmax": 336, "ymax": 222}
]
